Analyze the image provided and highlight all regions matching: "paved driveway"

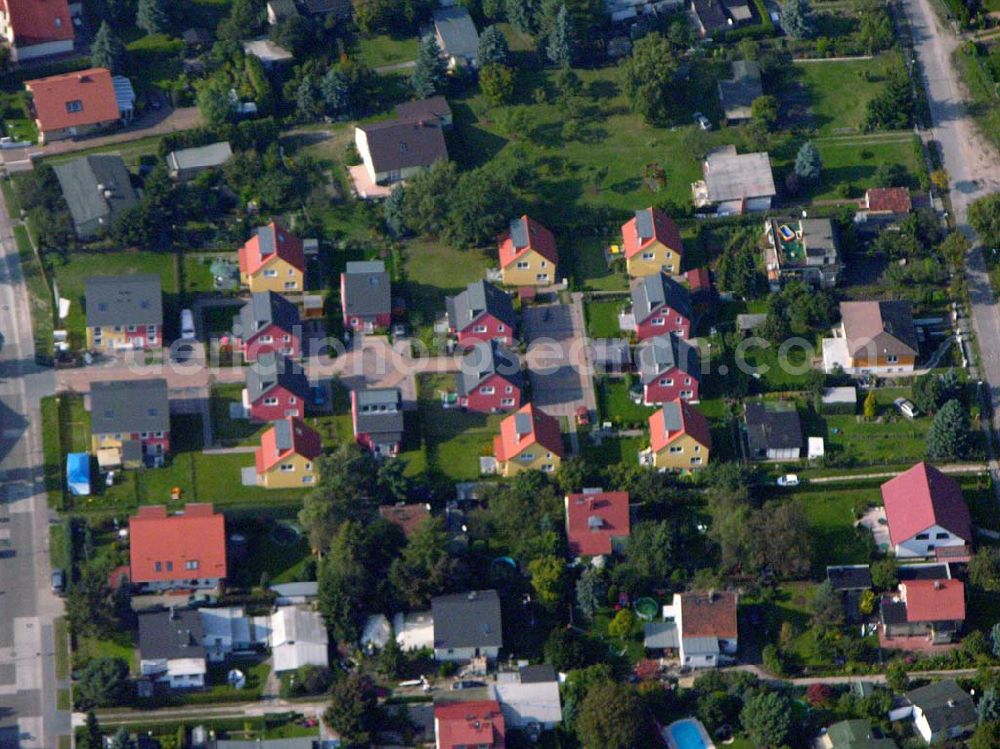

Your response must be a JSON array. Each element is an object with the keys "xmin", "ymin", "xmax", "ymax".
[{"xmin": 523, "ymin": 301, "xmax": 595, "ymax": 420}]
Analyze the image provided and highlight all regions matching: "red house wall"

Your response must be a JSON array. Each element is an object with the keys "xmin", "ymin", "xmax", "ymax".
[
  {"xmin": 642, "ymin": 368, "xmax": 699, "ymax": 405},
  {"xmin": 125, "ymin": 324, "xmax": 161, "ymax": 349},
  {"xmin": 635, "ymin": 306, "xmax": 691, "ymax": 342},
  {"xmin": 243, "ymin": 324, "xmax": 301, "ymax": 362},
  {"xmin": 249, "ymin": 386, "xmax": 304, "ymax": 422},
  {"xmin": 461, "ymin": 374, "xmax": 522, "ymax": 413},
  {"xmin": 455, "ymin": 314, "xmax": 514, "ymax": 348}
]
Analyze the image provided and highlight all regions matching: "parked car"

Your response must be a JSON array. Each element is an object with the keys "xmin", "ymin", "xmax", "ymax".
[
  {"xmin": 451, "ymin": 680, "xmax": 486, "ymax": 690},
  {"xmin": 51, "ymin": 569, "xmax": 65, "ymax": 594},
  {"xmin": 180, "ymin": 309, "xmax": 196, "ymax": 340},
  {"xmin": 776, "ymin": 474, "xmax": 799, "ymax": 487},
  {"xmin": 693, "ymin": 112, "xmax": 712, "ymax": 130},
  {"xmin": 893, "ymin": 398, "xmax": 919, "ymax": 419}
]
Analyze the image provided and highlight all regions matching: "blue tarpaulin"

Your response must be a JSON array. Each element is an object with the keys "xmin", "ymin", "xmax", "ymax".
[{"xmin": 66, "ymin": 453, "xmax": 90, "ymax": 496}]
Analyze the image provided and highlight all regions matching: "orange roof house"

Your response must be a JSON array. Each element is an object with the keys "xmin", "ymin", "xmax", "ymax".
[
  {"xmin": 25, "ymin": 68, "xmax": 122, "ymax": 143},
  {"xmin": 621, "ymin": 207, "xmax": 684, "ymax": 277},
  {"xmin": 493, "ymin": 403, "xmax": 563, "ymax": 477},
  {"xmin": 864, "ymin": 187, "xmax": 912, "ymax": 216},
  {"xmin": 497, "ymin": 215, "xmax": 558, "ymax": 287},
  {"xmin": 128, "ymin": 504, "xmax": 227, "ymax": 589},
  {"xmin": 646, "ymin": 399, "xmax": 711, "ymax": 471},
  {"xmin": 0, "ymin": 0, "xmax": 74, "ymax": 62},
  {"xmin": 238, "ymin": 221, "xmax": 306, "ymax": 293},
  {"xmin": 254, "ymin": 417, "xmax": 321, "ymax": 489},
  {"xmin": 435, "ymin": 700, "xmax": 506, "ymax": 749}
]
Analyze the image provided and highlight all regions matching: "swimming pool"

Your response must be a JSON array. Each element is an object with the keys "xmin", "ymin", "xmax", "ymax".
[{"xmin": 663, "ymin": 718, "xmax": 716, "ymax": 749}]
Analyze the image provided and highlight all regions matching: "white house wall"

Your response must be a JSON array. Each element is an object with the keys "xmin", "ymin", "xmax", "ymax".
[{"xmin": 895, "ymin": 523, "xmax": 966, "ymax": 558}]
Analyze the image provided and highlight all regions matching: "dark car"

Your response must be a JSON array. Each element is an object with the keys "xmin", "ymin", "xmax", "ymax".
[
  {"xmin": 451, "ymin": 680, "xmax": 486, "ymax": 690},
  {"xmin": 51, "ymin": 569, "xmax": 65, "ymax": 595}
]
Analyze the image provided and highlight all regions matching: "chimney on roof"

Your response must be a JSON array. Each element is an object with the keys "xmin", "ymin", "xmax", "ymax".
[
  {"xmin": 933, "ymin": 580, "xmax": 943, "ymax": 590},
  {"xmin": 708, "ymin": 588, "xmax": 716, "ymax": 602},
  {"xmin": 947, "ymin": 699, "xmax": 957, "ymax": 708}
]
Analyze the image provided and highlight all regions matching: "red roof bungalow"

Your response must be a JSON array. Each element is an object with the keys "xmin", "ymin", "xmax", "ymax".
[
  {"xmin": 0, "ymin": 0, "xmax": 74, "ymax": 62},
  {"xmin": 435, "ymin": 700, "xmax": 506, "ymax": 749},
  {"xmin": 864, "ymin": 187, "xmax": 912, "ymax": 216},
  {"xmin": 493, "ymin": 403, "xmax": 564, "ymax": 477},
  {"xmin": 446, "ymin": 279, "xmax": 517, "ymax": 348},
  {"xmin": 629, "ymin": 272, "xmax": 693, "ymax": 342},
  {"xmin": 564, "ymin": 490, "xmax": 631, "ymax": 558},
  {"xmin": 880, "ymin": 462, "xmax": 972, "ymax": 560},
  {"xmin": 880, "ymin": 578, "xmax": 966, "ymax": 649},
  {"xmin": 457, "ymin": 340, "xmax": 523, "ymax": 413},
  {"xmin": 128, "ymin": 504, "xmax": 227, "ymax": 592},
  {"xmin": 25, "ymin": 67, "xmax": 122, "ymax": 144},
  {"xmin": 238, "ymin": 221, "xmax": 306, "ymax": 293},
  {"xmin": 686, "ymin": 267, "xmax": 713, "ymax": 301},
  {"xmin": 497, "ymin": 215, "xmax": 558, "ymax": 287}
]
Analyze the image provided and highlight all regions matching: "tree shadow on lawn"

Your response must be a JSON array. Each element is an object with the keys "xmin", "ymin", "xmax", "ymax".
[{"xmin": 447, "ymin": 102, "xmax": 510, "ymax": 169}]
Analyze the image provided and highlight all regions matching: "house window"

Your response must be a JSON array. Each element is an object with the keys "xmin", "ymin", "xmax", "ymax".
[
  {"xmin": 694, "ymin": 445, "xmax": 701, "ymax": 452},
  {"xmin": 915, "ymin": 533, "xmax": 929, "ymax": 540},
  {"xmin": 691, "ymin": 457, "xmax": 702, "ymax": 465},
  {"xmin": 520, "ymin": 453, "xmax": 534, "ymax": 461},
  {"xmin": 283, "ymin": 335, "xmax": 291, "ymax": 342},
  {"xmin": 141, "ymin": 432, "xmax": 149, "ymax": 439},
  {"xmin": 675, "ymin": 317, "xmax": 683, "ymax": 325},
  {"xmin": 642, "ymin": 252, "xmax": 655, "ymax": 260},
  {"xmin": 65, "ymin": 99, "xmax": 83, "ymax": 113},
  {"xmin": 127, "ymin": 325, "xmax": 137, "ymax": 332},
  {"xmin": 166, "ymin": 561, "xmax": 173, "ymax": 571},
  {"xmin": 505, "ymin": 385, "xmax": 513, "ymax": 394},
  {"xmin": 480, "ymin": 386, "xmax": 495, "ymax": 395},
  {"xmin": 535, "ymin": 273, "xmax": 549, "ymax": 282},
  {"xmin": 540, "ymin": 261, "xmax": 547, "ymax": 268},
  {"xmin": 260, "ymin": 335, "xmax": 273, "ymax": 343},
  {"xmin": 473, "ymin": 325, "xmax": 488, "ymax": 334},
  {"xmin": 154, "ymin": 431, "xmax": 163, "ymax": 438},
  {"xmin": 264, "ymin": 397, "xmax": 279, "ymax": 406},
  {"xmin": 669, "ymin": 446, "xmax": 683, "ymax": 453},
  {"xmin": 263, "ymin": 269, "xmax": 278, "ymax": 277},
  {"xmin": 681, "ymin": 390, "xmax": 693, "ymax": 398},
  {"xmin": 280, "ymin": 463, "xmax": 295, "ymax": 472},
  {"xmin": 284, "ymin": 281, "xmax": 298, "ymax": 289},
  {"xmin": 516, "ymin": 261, "xmax": 530, "ymax": 269},
  {"xmin": 288, "ymin": 268, "xmax": 295, "ymax": 275},
  {"xmin": 497, "ymin": 325, "xmax": 505, "ymax": 332},
  {"xmin": 666, "ymin": 251, "xmax": 673, "ymax": 258},
  {"xmin": 93, "ymin": 327, "xmax": 102, "ymax": 336},
  {"xmin": 651, "ymin": 318, "xmax": 665, "ymax": 326},
  {"xmin": 305, "ymin": 463, "xmax": 312, "ymax": 470},
  {"xmin": 936, "ymin": 532, "xmax": 950, "ymax": 539},
  {"xmin": 684, "ymin": 378, "xmax": 691, "ymax": 385},
  {"xmin": 302, "ymin": 475, "xmax": 315, "ymax": 484},
  {"xmin": 155, "ymin": 562, "xmax": 162, "ymax": 572},
  {"xmin": 660, "ymin": 378, "xmax": 673, "ymax": 386},
  {"xmin": 501, "ymin": 398, "xmax": 515, "ymax": 406},
  {"xmin": 289, "ymin": 397, "xmax": 297, "ymax": 404},
  {"xmin": 185, "ymin": 561, "xmax": 199, "ymax": 571},
  {"xmin": 887, "ymin": 355, "xmax": 899, "ymax": 364},
  {"xmin": 149, "ymin": 325, "xmax": 157, "ymax": 334}
]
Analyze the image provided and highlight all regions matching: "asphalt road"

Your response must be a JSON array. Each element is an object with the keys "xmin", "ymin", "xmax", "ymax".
[{"xmin": 0, "ymin": 186, "xmax": 64, "ymax": 748}]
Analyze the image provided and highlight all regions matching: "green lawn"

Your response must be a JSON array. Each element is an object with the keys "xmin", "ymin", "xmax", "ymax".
[
  {"xmin": 954, "ymin": 43, "xmax": 1000, "ymax": 154},
  {"xmin": 795, "ymin": 54, "xmax": 905, "ymax": 135},
  {"xmin": 0, "ymin": 90, "xmax": 38, "ymax": 143},
  {"xmin": 54, "ymin": 618, "xmax": 70, "ymax": 680},
  {"xmin": 794, "ymin": 484, "xmax": 878, "ymax": 569},
  {"xmin": 585, "ymin": 298, "xmax": 627, "ymax": 339},
  {"xmin": 579, "ymin": 434, "xmax": 645, "ymax": 470},
  {"xmin": 403, "ymin": 240, "xmax": 494, "ymax": 335},
  {"xmin": 228, "ymin": 513, "xmax": 312, "ymax": 587},
  {"xmin": 74, "ymin": 633, "xmax": 136, "ymax": 672},
  {"xmin": 183, "ymin": 252, "xmax": 231, "ymax": 296},
  {"xmin": 595, "ymin": 378, "xmax": 653, "ymax": 428},
  {"xmin": 568, "ymin": 237, "xmax": 629, "ymax": 292},
  {"xmin": 210, "ymin": 383, "xmax": 266, "ymax": 446},
  {"xmin": 13, "ymin": 224, "xmax": 54, "ymax": 363},
  {"xmin": 352, "ymin": 34, "xmax": 420, "ymax": 68},
  {"xmin": 126, "ymin": 34, "xmax": 184, "ymax": 97},
  {"xmin": 40, "ymin": 136, "xmax": 166, "ymax": 170}
]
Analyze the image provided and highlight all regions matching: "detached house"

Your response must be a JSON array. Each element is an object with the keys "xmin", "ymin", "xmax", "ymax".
[
  {"xmin": 862, "ymin": 187, "xmax": 912, "ymax": 218},
  {"xmin": 128, "ymin": 503, "xmax": 227, "ymax": 592},
  {"xmin": 661, "ymin": 590, "xmax": 738, "ymax": 668},
  {"xmin": 629, "ymin": 272, "xmax": 693, "ymax": 341},
  {"xmin": 880, "ymin": 578, "xmax": 966, "ymax": 648},
  {"xmin": 745, "ymin": 401, "xmax": 802, "ymax": 460},
  {"xmin": 138, "ymin": 609, "xmax": 207, "ymax": 689},
  {"xmin": 238, "ymin": 221, "xmax": 305, "ymax": 293},
  {"xmin": 25, "ymin": 67, "xmax": 132, "ymax": 144},
  {"xmin": 354, "ymin": 118, "xmax": 448, "ymax": 187},
  {"xmin": 904, "ymin": 681, "xmax": 977, "ymax": 745},
  {"xmin": 255, "ymin": 417, "xmax": 321, "ymax": 489},
  {"xmin": 232, "ymin": 291, "xmax": 301, "ymax": 362},
  {"xmin": 432, "ymin": 589, "xmax": 503, "ymax": 661},
  {"xmin": 90, "ymin": 378, "xmax": 170, "ymax": 468},
  {"xmin": 498, "ymin": 216, "xmax": 558, "ymax": 287},
  {"xmin": 691, "ymin": 145, "xmax": 776, "ymax": 215},
  {"xmin": 493, "ymin": 404, "xmax": 564, "ymax": 476},
  {"xmin": 635, "ymin": 333, "xmax": 700, "ymax": 404},
  {"xmin": 824, "ymin": 300, "xmax": 919, "ymax": 374},
  {"xmin": 53, "ymin": 154, "xmax": 139, "ymax": 238},
  {"xmin": 351, "ymin": 387, "xmax": 404, "ymax": 457},
  {"xmin": 880, "ymin": 462, "xmax": 972, "ymax": 560},
  {"xmin": 446, "ymin": 279, "xmax": 517, "ymax": 348},
  {"xmin": 433, "ymin": 7, "xmax": 480, "ymax": 68},
  {"xmin": 564, "ymin": 490, "xmax": 631, "ymax": 559},
  {"xmin": 457, "ymin": 340, "xmax": 523, "ymax": 413},
  {"xmin": 490, "ymin": 664, "xmax": 562, "ymax": 731},
  {"xmin": 763, "ymin": 217, "xmax": 841, "ymax": 291},
  {"xmin": 244, "ymin": 354, "xmax": 309, "ymax": 422},
  {"xmin": 269, "ymin": 605, "xmax": 329, "ymax": 673},
  {"xmin": 340, "ymin": 260, "xmax": 391, "ymax": 333},
  {"xmin": 0, "ymin": 0, "xmax": 74, "ymax": 62},
  {"xmin": 85, "ymin": 274, "xmax": 162, "ymax": 353},
  {"xmin": 643, "ymin": 399, "xmax": 711, "ymax": 470},
  {"xmin": 718, "ymin": 60, "xmax": 763, "ymax": 123},
  {"xmin": 435, "ymin": 701, "xmax": 506, "ymax": 749},
  {"xmin": 621, "ymin": 207, "xmax": 684, "ymax": 277}
]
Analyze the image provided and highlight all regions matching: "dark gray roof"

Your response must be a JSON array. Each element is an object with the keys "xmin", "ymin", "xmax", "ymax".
[
  {"xmin": 636, "ymin": 333, "xmax": 700, "ymax": 384},
  {"xmin": 90, "ymin": 379, "xmax": 169, "ymax": 434},
  {"xmin": 342, "ymin": 261, "xmax": 391, "ymax": 318},
  {"xmin": 138, "ymin": 609, "xmax": 205, "ymax": 661},
  {"xmin": 456, "ymin": 340, "xmax": 522, "ymax": 396},
  {"xmin": 905, "ymin": 681, "xmax": 976, "ymax": 733},
  {"xmin": 879, "ymin": 596, "xmax": 907, "ymax": 625},
  {"xmin": 395, "ymin": 96, "xmax": 451, "ymax": 122},
  {"xmin": 827, "ymin": 565, "xmax": 872, "ymax": 591},
  {"xmin": 432, "ymin": 589, "xmax": 503, "ymax": 651},
  {"xmin": 354, "ymin": 387, "xmax": 403, "ymax": 437},
  {"xmin": 233, "ymin": 291, "xmax": 300, "ymax": 339},
  {"xmin": 446, "ymin": 280, "xmax": 516, "ymax": 332},
  {"xmin": 246, "ymin": 354, "xmax": 309, "ymax": 402},
  {"xmin": 644, "ymin": 621, "xmax": 679, "ymax": 649},
  {"xmin": 432, "ymin": 7, "xmax": 480, "ymax": 61},
  {"xmin": 298, "ymin": 0, "xmax": 352, "ymax": 16},
  {"xmin": 718, "ymin": 60, "xmax": 763, "ymax": 120},
  {"xmin": 592, "ymin": 338, "xmax": 631, "ymax": 369},
  {"xmin": 631, "ymin": 273, "xmax": 692, "ymax": 324},
  {"xmin": 898, "ymin": 563, "xmax": 952, "ymax": 581},
  {"xmin": 692, "ymin": 0, "xmax": 731, "ymax": 32},
  {"xmin": 85, "ymin": 274, "xmax": 162, "ymax": 327},
  {"xmin": 519, "ymin": 664, "xmax": 556, "ymax": 684},
  {"xmin": 53, "ymin": 154, "xmax": 139, "ymax": 233},
  {"xmin": 273, "ymin": 418, "xmax": 294, "ymax": 450},
  {"xmin": 745, "ymin": 402, "xmax": 802, "ymax": 453},
  {"xmin": 359, "ymin": 119, "xmax": 448, "ymax": 174}
]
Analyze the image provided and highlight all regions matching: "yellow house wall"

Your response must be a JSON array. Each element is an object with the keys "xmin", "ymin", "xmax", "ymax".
[
  {"xmin": 499, "ymin": 446, "xmax": 562, "ymax": 477},
  {"xmin": 86, "ymin": 327, "xmax": 129, "ymax": 352},
  {"xmin": 653, "ymin": 434, "xmax": 710, "ymax": 470},
  {"xmin": 626, "ymin": 242, "xmax": 682, "ymax": 277},
  {"xmin": 260, "ymin": 452, "xmax": 318, "ymax": 489},
  {"xmin": 92, "ymin": 433, "xmax": 125, "ymax": 453},
  {"xmin": 500, "ymin": 250, "xmax": 557, "ymax": 287},
  {"xmin": 247, "ymin": 258, "xmax": 304, "ymax": 293}
]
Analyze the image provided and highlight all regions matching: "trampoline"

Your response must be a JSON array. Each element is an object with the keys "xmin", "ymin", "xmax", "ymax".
[{"xmin": 634, "ymin": 597, "xmax": 658, "ymax": 620}]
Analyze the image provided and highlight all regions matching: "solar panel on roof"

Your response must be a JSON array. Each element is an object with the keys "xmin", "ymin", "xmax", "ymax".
[
  {"xmin": 635, "ymin": 208, "xmax": 654, "ymax": 240},
  {"xmin": 514, "ymin": 412, "xmax": 532, "ymax": 434},
  {"xmin": 510, "ymin": 217, "xmax": 529, "ymax": 249},
  {"xmin": 274, "ymin": 419, "xmax": 293, "ymax": 451},
  {"xmin": 661, "ymin": 401, "xmax": 683, "ymax": 431}
]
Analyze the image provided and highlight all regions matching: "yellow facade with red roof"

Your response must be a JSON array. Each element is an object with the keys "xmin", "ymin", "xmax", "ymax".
[
  {"xmin": 239, "ymin": 221, "xmax": 306, "ymax": 293},
  {"xmin": 622, "ymin": 207, "xmax": 684, "ymax": 278},
  {"xmin": 493, "ymin": 403, "xmax": 564, "ymax": 477},
  {"xmin": 254, "ymin": 417, "xmax": 321, "ymax": 489},
  {"xmin": 647, "ymin": 399, "xmax": 711, "ymax": 470},
  {"xmin": 497, "ymin": 215, "xmax": 558, "ymax": 287}
]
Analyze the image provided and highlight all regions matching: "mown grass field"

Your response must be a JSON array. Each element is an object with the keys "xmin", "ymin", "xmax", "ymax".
[{"xmin": 794, "ymin": 54, "xmax": 904, "ymax": 135}]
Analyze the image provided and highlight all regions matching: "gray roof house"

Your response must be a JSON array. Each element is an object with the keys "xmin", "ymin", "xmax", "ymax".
[
  {"xmin": 352, "ymin": 387, "xmax": 404, "ymax": 453},
  {"xmin": 90, "ymin": 378, "xmax": 170, "ymax": 437},
  {"xmin": 53, "ymin": 155, "xmax": 139, "ymax": 238},
  {"xmin": 905, "ymin": 680, "xmax": 976, "ymax": 744},
  {"xmin": 85, "ymin": 274, "xmax": 163, "ymax": 330},
  {"xmin": 138, "ymin": 609, "xmax": 208, "ymax": 688},
  {"xmin": 636, "ymin": 333, "xmax": 700, "ymax": 386},
  {"xmin": 456, "ymin": 340, "xmax": 523, "ymax": 398},
  {"xmin": 341, "ymin": 260, "xmax": 391, "ymax": 329},
  {"xmin": 631, "ymin": 272, "xmax": 693, "ymax": 326},
  {"xmin": 431, "ymin": 589, "xmax": 503, "ymax": 661},
  {"xmin": 692, "ymin": 145, "xmax": 776, "ymax": 215},
  {"xmin": 166, "ymin": 141, "xmax": 233, "ymax": 181},
  {"xmin": 433, "ymin": 7, "xmax": 480, "ymax": 68},
  {"xmin": 745, "ymin": 401, "xmax": 802, "ymax": 460},
  {"xmin": 246, "ymin": 353, "xmax": 309, "ymax": 403},
  {"xmin": 446, "ymin": 279, "xmax": 517, "ymax": 336},
  {"xmin": 269, "ymin": 605, "xmax": 329, "ymax": 673},
  {"xmin": 490, "ymin": 664, "xmax": 563, "ymax": 730},
  {"xmin": 355, "ymin": 118, "xmax": 448, "ymax": 185},
  {"xmin": 764, "ymin": 217, "xmax": 842, "ymax": 291},
  {"xmin": 232, "ymin": 291, "xmax": 301, "ymax": 342},
  {"xmin": 718, "ymin": 60, "xmax": 763, "ymax": 122}
]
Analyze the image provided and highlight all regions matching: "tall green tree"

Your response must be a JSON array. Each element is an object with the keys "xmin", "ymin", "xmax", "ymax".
[
  {"xmin": 317, "ymin": 522, "xmax": 369, "ymax": 643},
  {"xmin": 411, "ymin": 36, "xmax": 448, "ymax": 98},
  {"xmin": 619, "ymin": 33, "xmax": 678, "ymax": 125},
  {"xmin": 137, "ymin": 0, "xmax": 168, "ymax": 34},
  {"xmin": 74, "ymin": 657, "xmax": 131, "ymax": 710},
  {"xmin": 298, "ymin": 444, "xmax": 380, "ymax": 552},
  {"xmin": 926, "ymin": 398, "xmax": 970, "ymax": 460},
  {"xmin": 324, "ymin": 673, "xmax": 379, "ymax": 746},
  {"xmin": 794, "ymin": 141, "xmax": 823, "ymax": 182},
  {"xmin": 575, "ymin": 566, "xmax": 606, "ymax": 619},
  {"xmin": 383, "ymin": 185, "xmax": 407, "ymax": 238},
  {"xmin": 546, "ymin": 5, "xmax": 572, "ymax": 66},
  {"xmin": 969, "ymin": 193, "xmax": 1000, "ymax": 248},
  {"xmin": 506, "ymin": 0, "xmax": 539, "ymax": 31},
  {"xmin": 478, "ymin": 24, "xmax": 511, "ymax": 67},
  {"xmin": 90, "ymin": 22, "xmax": 125, "ymax": 73},
  {"xmin": 295, "ymin": 75, "xmax": 319, "ymax": 120},
  {"xmin": 780, "ymin": 0, "xmax": 815, "ymax": 39},
  {"xmin": 576, "ymin": 681, "xmax": 652, "ymax": 749},
  {"xmin": 741, "ymin": 690, "xmax": 792, "ymax": 748},
  {"xmin": 527, "ymin": 554, "xmax": 567, "ymax": 606},
  {"xmin": 109, "ymin": 726, "xmax": 134, "ymax": 749},
  {"xmin": 970, "ymin": 547, "xmax": 1000, "ymax": 592},
  {"xmin": 219, "ymin": 0, "xmax": 264, "ymax": 41},
  {"xmin": 78, "ymin": 712, "xmax": 103, "ymax": 749},
  {"xmin": 389, "ymin": 517, "xmax": 459, "ymax": 607}
]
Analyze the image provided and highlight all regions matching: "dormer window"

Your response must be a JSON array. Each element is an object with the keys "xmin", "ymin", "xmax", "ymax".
[{"xmin": 66, "ymin": 100, "xmax": 83, "ymax": 113}]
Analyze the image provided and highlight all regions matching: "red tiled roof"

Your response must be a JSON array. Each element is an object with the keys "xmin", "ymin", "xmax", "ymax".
[
  {"xmin": 687, "ymin": 267, "xmax": 712, "ymax": 292},
  {"xmin": 2, "ymin": 0, "xmax": 73, "ymax": 46},
  {"xmin": 497, "ymin": 215, "xmax": 558, "ymax": 269},
  {"xmin": 902, "ymin": 579, "xmax": 966, "ymax": 623},
  {"xmin": 494, "ymin": 403, "xmax": 563, "ymax": 463},
  {"xmin": 565, "ymin": 491, "xmax": 630, "ymax": 557},
  {"xmin": 255, "ymin": 417, "xmax": 321, "ymax": 473},
  {"xmin": 238, "ymin": 221, "xmax": 305, "ymax": 276},
  {"xmin": 866, "ymin": 187, "xmax": 912, "ymax": 214},
  {"xmin": 128, "ymin": 504, "xmax": 227, "ymax": 584},
  {"xmin": 680, "ymin": 590, "xmax": 738, "ymax": 638},
  {"xmin": 881, "ymin": 462, "xmax": 972, "ymax": 547},
  {"xmin": 649, "ymin": 399, "xmax": 711, "ymax": 455},
  {"xmin": 25, "ymin": 67, "xmax": 120, "ymax": 133},
  {"xmin": 621, "ymin": 207, "xmax": 683, "ymax": 259},
  {"xmin": 435, "ymin": 700, "xmax": 506, "ymax": 749},
  {"xmin": 378, "ymin": 503, "xmax": 431, "ymax": 537}
]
